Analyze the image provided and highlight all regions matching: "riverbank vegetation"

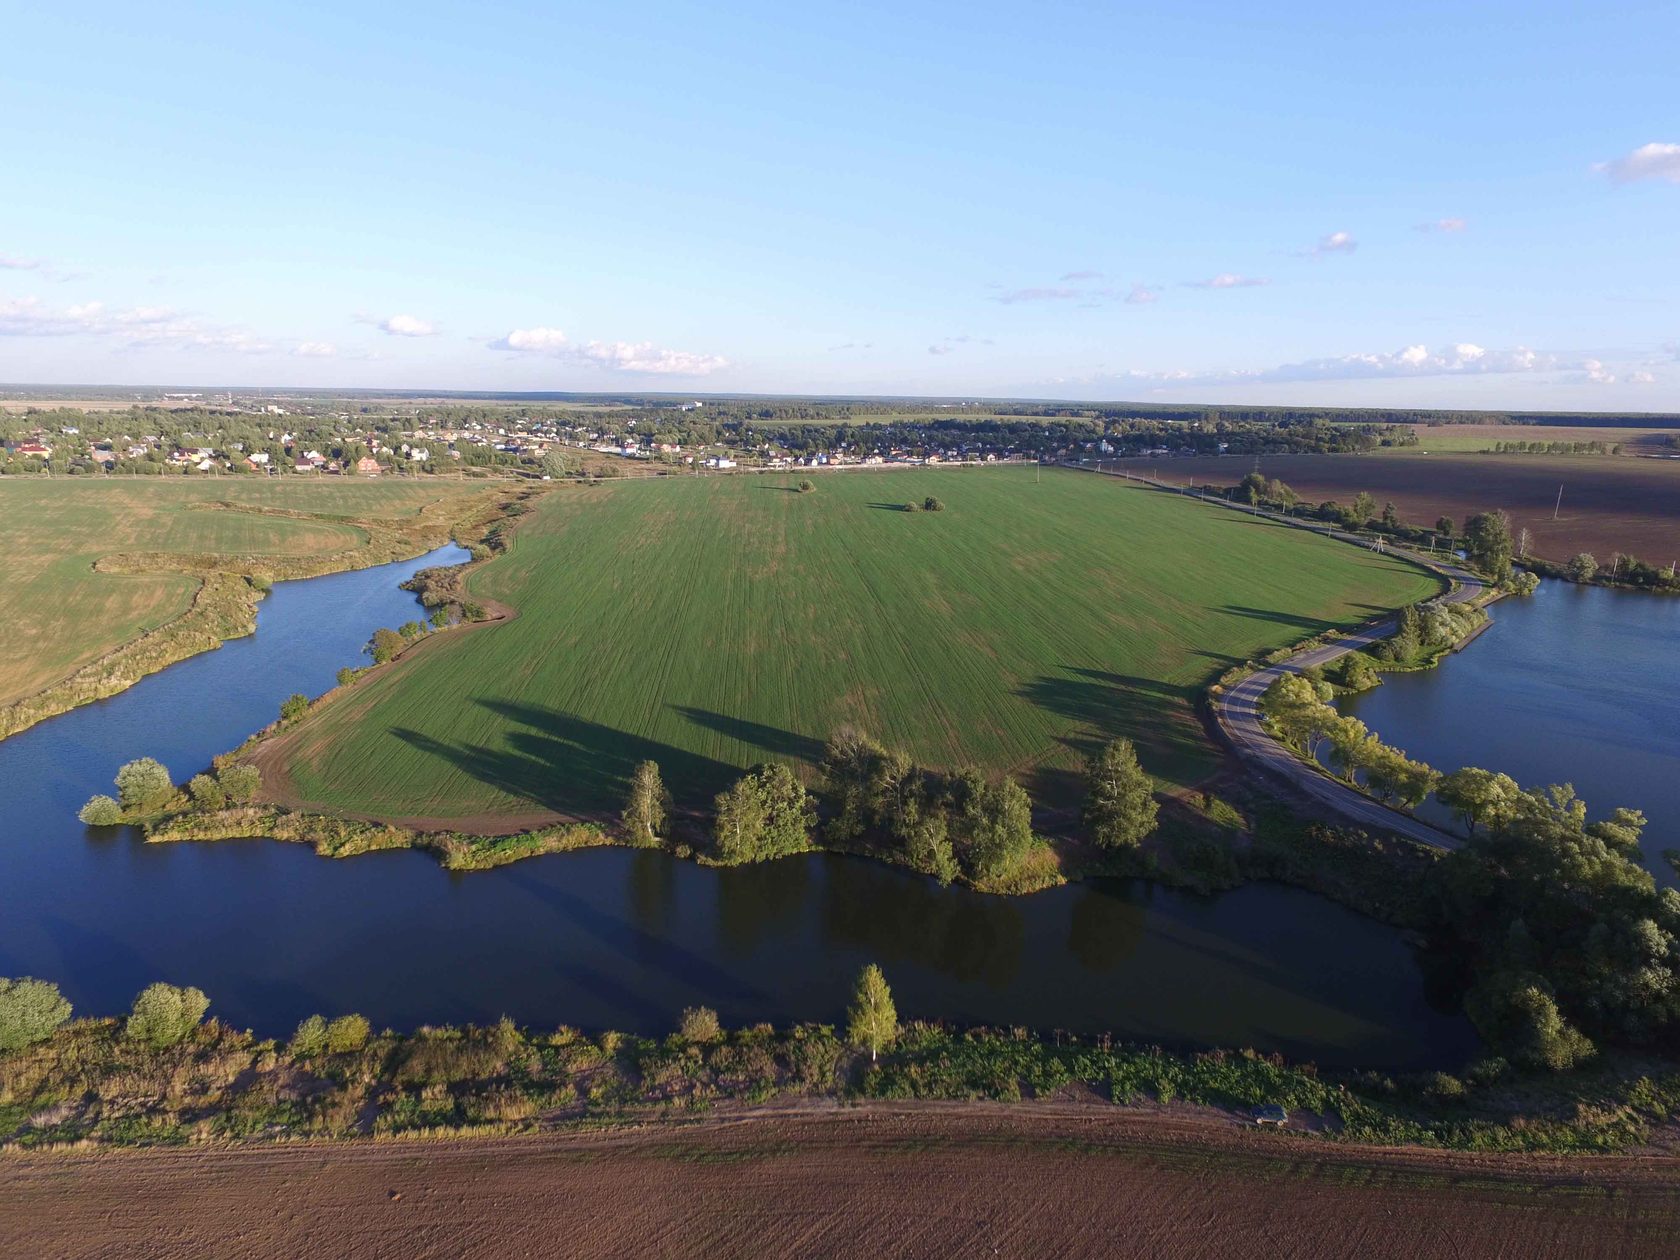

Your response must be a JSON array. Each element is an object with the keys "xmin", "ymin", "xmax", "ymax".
[
  {"xmin": 5, "ymin": 970, "xmax": 1679, "ymax": 1156},
  {"xmin": 0, "ymin": 479, "xmax": 513, "ymax": 741}
]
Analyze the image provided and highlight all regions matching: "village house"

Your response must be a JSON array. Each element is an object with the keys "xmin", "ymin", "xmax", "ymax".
[{"xmin": 355, "ymin": 456, "xmax": 382, "ymax": 476}]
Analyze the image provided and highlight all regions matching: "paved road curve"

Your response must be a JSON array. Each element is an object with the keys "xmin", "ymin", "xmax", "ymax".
[{"xmin": 1078, "ymin": 465, "xmax": 1486, "ymax": 850}]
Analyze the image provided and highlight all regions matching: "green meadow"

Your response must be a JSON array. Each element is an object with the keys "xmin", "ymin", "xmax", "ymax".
[{"xmin": 281, "ymin": 467, "xmax": 1441, "ymax": 821}]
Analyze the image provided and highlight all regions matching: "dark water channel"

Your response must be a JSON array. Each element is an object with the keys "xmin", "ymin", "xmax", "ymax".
[{"xmin": 0, "ymin": 548, "xmax": 1473, "ymax": 1068}]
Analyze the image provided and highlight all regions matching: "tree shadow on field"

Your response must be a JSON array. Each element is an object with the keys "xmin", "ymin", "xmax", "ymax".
[
  {"xmin": 756, "ymin": 484, "xmax": 802, "ymax": 493},
  {"xmin": 1218, "ymin": 604, "xmax": 1339, "ymax": 633},
  {"xmin": 1015, "ymin": 667, "xmax": 1205, "ymax": 806},
  {"xmin": 866, "ymin": 501, "xmax": 916, "ymax": 511},
  {"xmin": 670, "ymin": 706, "xmax": 826, "ymax": 764},
  {"xmin": 393, "ymin": 700, "xmax": 741, "ymax": 816}
]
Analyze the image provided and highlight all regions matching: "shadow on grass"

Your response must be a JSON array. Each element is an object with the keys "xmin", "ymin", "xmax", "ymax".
[
  {"xmin": 671, "ymin": 706, "xmax": 826, "ymax": 764},
  {"xmin": 1014, "ymin": 666, "xmax": 1207, "ymax": 806},
  {"xmin": 393, "ymin": 699, "xmax": 743, "ymax": 816},
  {"xmin": 866, "ymin": 501, "xmax": 915, "ymax": 511}
]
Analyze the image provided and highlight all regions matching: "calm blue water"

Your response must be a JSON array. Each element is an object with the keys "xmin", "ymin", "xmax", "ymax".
[
  {"xmin": 1343, "ymin": 582, "xmax": 1680, "ymax": 884},
  {"xmin": 0, "ymin": 547, "xmax": 1473, "ymax": 1068}
]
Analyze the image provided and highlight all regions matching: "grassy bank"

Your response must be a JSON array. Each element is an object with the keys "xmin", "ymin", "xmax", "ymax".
[
  {"xmin": 0, "ymin": 481, "xmax": 512, "ymax": 741},
  {"xmin": 4, "ymin": 1010, "xmax": 1676, "ymax": 1156}
]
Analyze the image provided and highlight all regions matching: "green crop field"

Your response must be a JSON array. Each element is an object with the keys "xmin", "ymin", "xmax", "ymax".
[
  {"xmin": 278, "ymin": 466, "xmax": 1441, "ymax": 823},
  {"xmin": 0, "ymin": 478, "xmax": 487, "ymax": 707}
]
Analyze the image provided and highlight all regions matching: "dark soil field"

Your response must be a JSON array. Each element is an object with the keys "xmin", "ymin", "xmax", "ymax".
[
  {"xmin": 6, "ymin": 1105, "xmax": 1678, "ymax": 1259},
  {"xmin": 1106, "ymin": 452, "xmax": 1680, "ymax": 564}
]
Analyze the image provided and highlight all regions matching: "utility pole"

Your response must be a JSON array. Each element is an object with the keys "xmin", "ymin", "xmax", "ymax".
[{"xmin": 1553, "ymin": 484, "xmax": 1563, "ymax": 520}]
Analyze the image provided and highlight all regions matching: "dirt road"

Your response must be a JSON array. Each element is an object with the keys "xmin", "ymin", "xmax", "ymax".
[{"xmin": 5, "ymin": 1106, "xmax": 1678, "ymax": 1259}]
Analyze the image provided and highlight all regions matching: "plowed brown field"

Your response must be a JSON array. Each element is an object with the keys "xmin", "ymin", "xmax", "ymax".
[
  {"xmin": 6, "ymin": 1105, "xmax": 1679, "ymax": 1259},
  {"xmin": 1105, "ymin": 452, "xmax": 1680, "ymax": 564}
]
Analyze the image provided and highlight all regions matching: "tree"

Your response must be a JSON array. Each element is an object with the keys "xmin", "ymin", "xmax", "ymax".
[
  {"xmin": 713, "ymin": 764, "xmax": 814, "ymax": 862},
  {"xmin": 336, "ymin": 666, "xmax": 357, "ymax": 687},
  {"xmin": 951, "ymin": 770, "xmax": 1035, "ymax": 880},
  {"xmin": 1436, "ymin": 767, "xmax": 1521, "ymax": 837},
  {"xmin": 279, "ymin": 693, "xmax": 309, "ymax": 722},
  {"xmin": 428, "ymin": 606, "xmax": 450, "ymax": 629},
  {"xmin": 922, "ymin": 496, "xmax": 944, "ymax": 512},
  {"xmin": 368, "ymin": 626, "xmax": 405, "ymax": 664},
  {"xmin": 0, "ymin": 977, "xmax": 72, "ymax": 1051},
  {"xmin": 1083, "ymin": 738, "xmax": 1158, "ymax": 848},
  {"xmin": 1435, "ymin": 516, "xmax": 1455, "ymax": 539},
  {"xmin": 218, "ymin": 763, "xmax": 261, "ymax": 804},
  {"xmin": 188, "ymin": 773, "xmax": 226, "ymax": 809},
  {"xmin": 78, "ymin": 794, "xmax": 124, "ymax": 826},
  {"xmin": 622, "ymin": 760, "xmax": 671, "ymax": 846},
  {"xmin": 1566, "ymin": 552, "xmax": 1598, "ymax": 582},
  {"xmin": 126, "ymin": 982, "xmax": 210, "ymax": 1048},
  {"xmin": 1381, "ymin": 501, "xmax": 1400, "ymax": 530},
  {"xmin": 541, "ymin": 447, "xmax": 577, "ymax": 479},
  {"xmin": 115, "ymin": 757, "xmax": 173, "ymax": 811},
  {"xmin": 797, "ymin": 479, "xmax": 815, "ymax": 493},
  {"xmin": 1351, "ymin": 491, "xmax": 1377, "ymax": 525},
  {"xmin": 847, "ymin": 964, "xmax": 898, "ymax": 1062},
  {"xmin": 1236, "ymin": 471, "xmax": 1267, "ymax": 504},
  {"xmin": 1463, "ymin": 510, "xmax": 1514, "ymax": 580}
]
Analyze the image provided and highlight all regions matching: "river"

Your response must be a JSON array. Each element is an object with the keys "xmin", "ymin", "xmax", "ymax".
[
  {"xmin": 1341, "ymin": 580, "xmax": 1680, "ymax": 885},
  {"xmin": 0, "ymin": 546, "xmax": 1472, "ymax": 1069}
]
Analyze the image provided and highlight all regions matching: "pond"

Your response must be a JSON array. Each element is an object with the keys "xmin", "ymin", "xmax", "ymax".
[
  {"xmin": 0, "ymin": 546, "xmax": 1473, "ymax": 1069},
  {"xmin": 1341, "ymin": 581, "xmax": 1680, "ymax": 886}
]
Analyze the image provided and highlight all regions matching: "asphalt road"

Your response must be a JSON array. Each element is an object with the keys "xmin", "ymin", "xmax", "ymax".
[{"xmin": 1081, "ymin": 466, "xmax": 1486, "ymax": 850}]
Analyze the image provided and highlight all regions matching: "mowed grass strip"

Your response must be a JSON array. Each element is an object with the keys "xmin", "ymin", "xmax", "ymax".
[
  {"xmin": 282, "ymin": 467, "xmax": 1440, "ymax": 822},
  {"xmin": 0, "ymin": 478, "xmax": 482, "ymax": 705}
]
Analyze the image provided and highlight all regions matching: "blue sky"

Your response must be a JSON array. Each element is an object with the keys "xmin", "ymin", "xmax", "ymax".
[{"xmin": 2, "ymin": 1, "xmax": 1677, "ymax": 407}]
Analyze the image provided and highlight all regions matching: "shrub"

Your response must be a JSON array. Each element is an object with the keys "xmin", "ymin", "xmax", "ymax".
[
  {"xmin": 326, "ymin": 1013, "xmax": 371, "ymax": 1054},
  {"xmin": 78, "ymin": 794, "xmax": 124, "ymax": 826},
  {"xmin": 290, "ymin": 1014, "xmax": 329, "ymax": 1057},
  {"xmin": 428, "ymin": 606, "xmax": 450, "ymax": 629},
  {"xmin": 0, "ymin": 977, "xmax": 72, "ymax": 1051},
  {"xmin": 218, "ymin": 764, "xmax": 261, "ymax": 804},
  {"xmin": 923, "ymin": 496, "xmax": 944, "ymax": 512},
  {"xmin": 127, "ymin": 982, "xmax": 210, "ymax": 1048},
  {"xmin": 399, "ymin": 620, "xmax": 426, "ymax": 640},
  {"xmin": 115, "ymin": 757, "xmax": 174, "ymax": 811},
  {"xmin": 335, "ymin": 667, "xmax": 356, "ymax": 688},
  {"xmin": 188, "ymin": 774, "xmax": 227, "ymax": 809},
  {"xmin": 279, "ymin": 693, "xmax": 310, "ymax": 722},
  {"xmin": 797, "ymin": 479, "xmax": 815, "ymax": 493},
  {"xmin": 902, "ymin": 501, "xmax": 920, "ymax": 512},
  {"xmin": 680, "ymin": 1006, "xmax": 722, "ymax": 1044}
]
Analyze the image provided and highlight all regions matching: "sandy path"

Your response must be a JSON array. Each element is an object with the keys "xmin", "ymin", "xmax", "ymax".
[{"xmin": 5, "ymin": 1104, "xmax": 1678, "ymax": 1259}]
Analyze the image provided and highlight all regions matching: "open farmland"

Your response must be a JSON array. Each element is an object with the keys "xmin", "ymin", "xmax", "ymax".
[
  {"xmin": 1107, "ymin": 451, "xmax": 1680, "ymax": 564},
  {"xmin": 5, "ymin": 1108, "xmax": 1676, "ymax": 1260},
  {"xmin": 275, "ymin": 466, "xmax": 1439, "ymax": 825},
  {"xmin": 1399, "ymin": 423, "xmax": 1680, "ymax": 454},
  {"xmin": 0, "ymin": 478, "xmax": 491, "ymax": 709}
]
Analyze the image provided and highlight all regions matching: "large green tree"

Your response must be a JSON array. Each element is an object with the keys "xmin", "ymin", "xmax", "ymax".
[
  {"xmin": 1082, "ymin": 738, "xmax": 1159, "ymax": 848},
  {"xmin": 0, "ymin": 977, "xmax": 72, "ymax": 1051},
  {"xmin": 1463, "ymin": 510, "xmax": 1514, "ymax": 580}
]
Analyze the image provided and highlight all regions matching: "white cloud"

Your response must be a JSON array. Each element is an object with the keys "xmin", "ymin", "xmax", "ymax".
[
  {"xmin": 1124, "ymin": 284, "xmax": 1159, "ymax": 305},
  {"xmin": 0, "ymin": 295, "xmax": 270, "ymax": 352},
  {"xmin": 0, "ymin": 255, "xmax": 43, "ymax": 271},
  {"xmin": 488, "ymin": 326, "xmax": 570, "ymax": 353},
  {"xmin": 1185, "ymin": 273, "xmax": 1268, "ymax": 289},
  {"xmin": 365, "ymin": 313, "xmax": 437, "ymax": 337},
  {"xmin": 1110, "ymin": 342, "xmax": 1573, "ymax": 389},
  {"xmin": 292, "ymin": 341, "xmax": 337, "ymax": 358},
  {"xmin": 1300, "ymin": 230, "xmax": 1357, "ymax": 257},
  {"xmin": 1415, "ymin": 217, "xmax": 1468, "ymax": 233},
  {"xmin": 1060, "ymin": 270, "xmax": 1103, "ymax": 281},
  {"xmin": 997, "ymin": 286, "xmax": 1081, "ymax": 304},
  {"xmin": 1598, "ymin": 142, "xmax": 1680, "ymax": 184},
  {"xmin": 490, "ymin": 326, "xmax": 727, "ymax": 375},
  {"xmin": 1582, "ymin": 359, "xmax": 1616, "ymax": 384},
  {"xmin": 1630, "ymin": 370, "xmax": 1656, "ymax": 384},
  {"xmin": 927, "ymin": 344, "xmax": 955, "ymax": 356}
]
